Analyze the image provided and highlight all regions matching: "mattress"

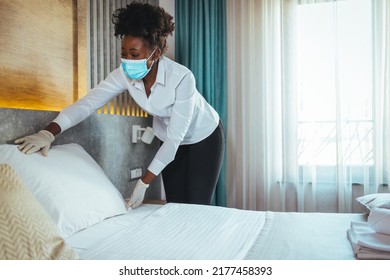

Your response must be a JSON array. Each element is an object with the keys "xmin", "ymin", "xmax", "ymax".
[{"xmin": 66, "ymin": 203, "xmax": 366, "ymax": 260}]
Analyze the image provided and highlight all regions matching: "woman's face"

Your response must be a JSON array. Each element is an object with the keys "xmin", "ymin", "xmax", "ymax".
[{"xmin": 121, "ymin": 35, "xmax": 156, "ymax": 67}]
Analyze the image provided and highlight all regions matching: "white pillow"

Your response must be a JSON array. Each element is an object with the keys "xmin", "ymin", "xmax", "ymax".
[
  {"xmin": 0, "ymin": 144, "xmax": 127, "ymax": 238},
  {"xmin": 356, "ymin": 193, "xmax": 390, "ymax": 214},
  {"xmin": 367, "ymin": 207, "xmax": 390, "ymax": 235}
]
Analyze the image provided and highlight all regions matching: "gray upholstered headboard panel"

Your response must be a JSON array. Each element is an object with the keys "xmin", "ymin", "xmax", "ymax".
[{"xmin": 0, "ymin": 107, "xmax": 162, "ymax": 200}]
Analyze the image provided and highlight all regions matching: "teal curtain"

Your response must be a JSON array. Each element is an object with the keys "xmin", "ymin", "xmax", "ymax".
[{"xmin": 175, "ymin": 0, "xmax": 227, "ymax": 206}]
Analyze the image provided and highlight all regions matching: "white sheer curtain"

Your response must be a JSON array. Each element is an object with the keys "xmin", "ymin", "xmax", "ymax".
[
  {"xmin": 226, "ymin": 0, "xmax": 390, "ymax": 212},
  {"xmin": 226, "ymin": 0, "xmax": 299, "ymax": 211}
]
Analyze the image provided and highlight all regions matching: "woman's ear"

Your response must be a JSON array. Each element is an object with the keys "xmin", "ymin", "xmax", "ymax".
[{"xmin": 153, "ymin": 48, "xmax": 162, "ymax": 61}]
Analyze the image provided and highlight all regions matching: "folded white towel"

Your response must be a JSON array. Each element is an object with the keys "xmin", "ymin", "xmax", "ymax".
[
  {"xmin": 347, "ymin": 230, "xmax": 390, "ymax": 260},
  {"xmin": 368, "ymin": 208, "xmax": 390, "ymax": 235},
  {"xmin": 350, "ymin": 221, "xmax": 372, "ymax": 232},
  {"xmin": 347, "ymin": 222, "xmax": 390, "ymax": 259}
]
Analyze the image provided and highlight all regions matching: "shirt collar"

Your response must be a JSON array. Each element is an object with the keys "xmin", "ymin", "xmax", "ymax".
[{"xmin": 155, "ymin": 57, "xmax": 166, "ymax": 86}]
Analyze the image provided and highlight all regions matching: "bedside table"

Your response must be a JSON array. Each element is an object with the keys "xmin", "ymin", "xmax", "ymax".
[{"xmin": 143, "ymin": 199, "xmax": 167, "ymax": 205}]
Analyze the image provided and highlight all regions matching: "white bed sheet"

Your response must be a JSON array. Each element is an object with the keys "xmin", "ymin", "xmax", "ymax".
[
  {"xmin": 66, "ymin": 204, "xmax": 163, "ymax": 255},
  {"xmin": 246, "ymin": 211, "xmax": 365, "ymax": 260},
  {"xmin": 66, "ymin": 203, "xmax": 366, "ymax": 260},
  {"xmin": 67, "ymin": 203, "xmax": 265, "ymax": 259}
]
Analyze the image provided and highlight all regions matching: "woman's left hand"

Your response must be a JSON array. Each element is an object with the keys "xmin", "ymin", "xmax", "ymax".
[{"xmin": 126, "ymin": 179, "xmax": 149, "ymax": 209}]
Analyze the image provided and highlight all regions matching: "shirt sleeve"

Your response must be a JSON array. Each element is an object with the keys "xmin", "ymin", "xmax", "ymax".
[
  {"xmin": 53, "ymin": 68, "xmax": 127, "ymax": 131},
  {"xmin": 147, "ymin": 72, "xmax": 197, "ymax": 175}
]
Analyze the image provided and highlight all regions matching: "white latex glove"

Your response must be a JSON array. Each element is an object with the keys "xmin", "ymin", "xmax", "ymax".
[
  {"xmin": 14, "ymin": 130, "xmax": 55, "ymax": 156},
  {"xmin": 126, "ymin": 179, "xmax": 149, "ymax": 209}
]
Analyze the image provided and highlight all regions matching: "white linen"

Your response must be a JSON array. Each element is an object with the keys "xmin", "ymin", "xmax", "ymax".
[
  {"xmin": 367, "ymin": 208, "xmax": 390, "ymax": 235},
  {"xmin": 246, "ymin": 212, "xmax": 364, "ymax": 260},
  {"xmin": 347, "ymin": 221, "xmax": 390, "ymax": 259},
  {"xmin": 72, "ymin": 203, "xmax": 265, "ymax": 260},
  {"xmin": 66, "ymin": 204, "xmax": 162, "ymax": 255},
  {"xmin": 67, "ymin": 203, "xmax": 365, "ymax": 260},
  {"xmin": 356, "ymin": 193, "xmax": 390, "ymax": 214}
]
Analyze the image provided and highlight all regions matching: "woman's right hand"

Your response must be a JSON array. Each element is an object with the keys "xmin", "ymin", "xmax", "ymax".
[{"xmin": 15, "ymin": 130, "xmax": 55, "ymax": 156}]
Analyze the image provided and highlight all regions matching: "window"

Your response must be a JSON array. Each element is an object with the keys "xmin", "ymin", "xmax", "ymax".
[{"xmin": 297, "ymin": 0, "xmax": 373, "ymax": 166}]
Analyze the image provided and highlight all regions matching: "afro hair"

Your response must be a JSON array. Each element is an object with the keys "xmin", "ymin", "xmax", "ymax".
[{"xmin": 112, "ymin": 2, "xmax": 175, "ymax": 54}]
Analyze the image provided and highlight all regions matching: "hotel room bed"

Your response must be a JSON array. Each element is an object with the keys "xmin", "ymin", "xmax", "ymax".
[
  {"xmin": 1, "ymin": 142, "xmax": 388, "ymax": 260},
  {"xmin": 66, "ymin": 203, "xmax": 365, "ymax": 260}
]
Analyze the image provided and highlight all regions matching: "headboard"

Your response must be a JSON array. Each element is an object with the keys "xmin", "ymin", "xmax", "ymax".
[{"xmin": 0, "ymin": 107, "xmax": 162, "ymax": 200}]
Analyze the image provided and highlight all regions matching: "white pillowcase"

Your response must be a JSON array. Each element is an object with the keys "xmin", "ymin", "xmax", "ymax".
[
  {"xmin": 367, "ymin": 208, "xmax": 390, "ymax": 235},
  {"xmin": 356, "ymin": 193, "xmax": 390, "ymax": 214},
  {"xmin": 0, "ymin": 143, "xmax": 127, "ymax": 238}
]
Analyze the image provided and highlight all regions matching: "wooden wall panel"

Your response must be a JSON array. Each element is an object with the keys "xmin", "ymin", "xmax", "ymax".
[{"xmin": 0, "ymin": 0, "xmax": 86, "ymax": 111}]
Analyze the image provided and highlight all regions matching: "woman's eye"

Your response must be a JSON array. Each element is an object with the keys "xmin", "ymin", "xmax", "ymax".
[{"xmin": 121, "ymin": 53, "xmax": 139, "ymax": 59}]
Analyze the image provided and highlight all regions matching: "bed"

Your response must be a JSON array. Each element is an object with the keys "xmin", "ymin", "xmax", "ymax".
[
  {"xmin": 1, "ymin": 108, "xmax": 390, "ymax": 260},
  {"xmin": 2, "ymin": 142, "xmax": 390, "ymax": 260},
  {"xmin": 66, "ymin": 203, "xmax": 365, "ymax": 260}
]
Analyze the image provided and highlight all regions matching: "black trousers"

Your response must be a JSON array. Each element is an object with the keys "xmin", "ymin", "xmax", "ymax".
[{"xmin": 161, "ymin": 121, "xmax": 225, "ymax": 205}]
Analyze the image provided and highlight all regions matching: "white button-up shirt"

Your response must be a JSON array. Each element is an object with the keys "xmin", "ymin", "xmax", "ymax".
[{"xmin": 53, "ymin": 56, "xmax": 220, "ymax": 175}]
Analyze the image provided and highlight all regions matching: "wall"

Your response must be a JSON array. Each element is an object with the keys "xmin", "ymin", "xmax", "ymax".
[
  {"xmin": 0, "ymin": 108, "xmax": 162, "ymax": 200},
  {"xmin": 0, "ymin": 0, "xmax": 164, "ymax": 200},
  {"xmin": 0, "ymin": 0, "xmax": 87, "ymax": 111}
]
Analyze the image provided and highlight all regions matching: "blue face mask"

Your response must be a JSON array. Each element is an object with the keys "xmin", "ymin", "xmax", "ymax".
[{"xmin": 121, "ymin": 49, "xmax": 156, "ymax": 80}]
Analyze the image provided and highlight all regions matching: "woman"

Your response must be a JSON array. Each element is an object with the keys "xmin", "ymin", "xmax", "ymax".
[{"xmin": 15, "ymin": 2, "xmax": 224, "ymax": 208}]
